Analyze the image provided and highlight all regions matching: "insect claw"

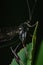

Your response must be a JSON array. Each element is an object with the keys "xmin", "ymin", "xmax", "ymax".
[{"xmin": 24, "ymin": 22, "xmax": 36, "ymax": 28}]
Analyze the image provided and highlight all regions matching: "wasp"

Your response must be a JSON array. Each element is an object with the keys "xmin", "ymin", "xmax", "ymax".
[{"xmin": 0, "ymin": 0, "xmax": 37, "ymax": 65}]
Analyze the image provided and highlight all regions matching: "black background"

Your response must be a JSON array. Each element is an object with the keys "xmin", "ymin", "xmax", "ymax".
[{"xmin": 0, "ymin": 0, "xmax": 43, "ymax": 65}]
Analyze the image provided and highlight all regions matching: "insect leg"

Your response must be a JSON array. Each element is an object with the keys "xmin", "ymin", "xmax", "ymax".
[{"xmin": 10, "ymin": 46, "xmax": 24, "ymax": 65}]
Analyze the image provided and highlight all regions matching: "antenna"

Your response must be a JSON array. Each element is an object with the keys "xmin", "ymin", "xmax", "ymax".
[{"xmin": 26, "ymin": 0, "xmax": 37, "ymax": 21}]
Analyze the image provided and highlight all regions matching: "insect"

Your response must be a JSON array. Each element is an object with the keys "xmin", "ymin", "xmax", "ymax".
[{"xmin": 0, "ymin": 0, "xmax": 37, "ymax": 65}]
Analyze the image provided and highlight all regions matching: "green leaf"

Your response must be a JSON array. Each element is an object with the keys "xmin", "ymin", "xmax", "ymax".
[
  {"xmin": 32, "ymin": 21, "xmax": 38, "ymax": 49},
  {"xmin": 31, "ymin": 21, "xmax": 38, "ymax": 64},
  {"xmin": 35, "ymin": 40, "xmax": 43, "ymax": 65},
  {"xmin": 27, "ymin": 59, "xmax": 32, "ymax": 65}
]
